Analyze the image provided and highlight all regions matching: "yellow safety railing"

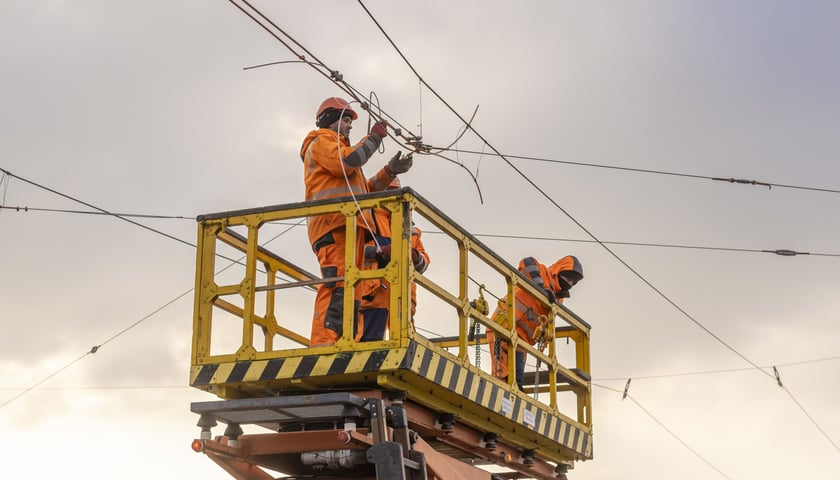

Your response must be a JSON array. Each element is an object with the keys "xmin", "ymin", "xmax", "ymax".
[{"xmin": 191, "ymin": 188, "xmax": 591, "ymax": 429}]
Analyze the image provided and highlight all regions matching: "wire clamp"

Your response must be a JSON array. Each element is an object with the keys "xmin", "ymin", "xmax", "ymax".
[
  {"xmin": 406, "ymin": 136, "xmax": 430, "ymax": 153},
  {"xmin": 773, "ymin": 366, "xmax": 783, "ymax": 388},
  {"xmin": 622, "ymin": 378, "xmax": 632, "ymax": 400}
]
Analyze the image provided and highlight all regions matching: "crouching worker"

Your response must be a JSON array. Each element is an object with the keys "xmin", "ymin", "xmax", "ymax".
[{"xmin": 487, "ymin": 255, "xmax": 583, "ymax": 389}]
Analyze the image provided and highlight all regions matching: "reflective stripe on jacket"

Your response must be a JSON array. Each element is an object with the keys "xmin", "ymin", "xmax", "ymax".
[
  {"xmin": 301, "ymin": 128, "xmax": 394, "ymax": 246},
  {"xmin": 492, "ymin": 257, "xmax": 562, "ymax": 346}
]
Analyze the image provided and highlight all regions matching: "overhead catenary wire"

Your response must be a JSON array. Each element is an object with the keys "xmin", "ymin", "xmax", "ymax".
[
  {"xmin": 0, "ymin": 169, "xmax": 10, "ymax": 207},
  {"xmin": 15, "ymin": 178, "xmax": 839, "ymax": 441},
  {"xmin": 353, "ymin": 1, "xmax": 772, "ymax": 379},
  {"xmin": 599, "ymin": 365, "xmax": 840, "ymax": 456},
  {"xmin": 3, "ymin": 2, "xmax": 824, "ymax": 402},
  {"xmin": 0, "ymin": 217, "xmax": 306, "ymax": 409},
  {"xmin": 772, "ymin": 367, "xmax": 840, "ymax": 453},
  {"xmin": 0, "ymin": 168, "xmax": 312, "ymax": 284},
  {"xmin": 425, "ymin": 277, "xmax": 840, "ymax": 455},
  {"xmin": 0, "ymin": 288, "xmax": 193, "ymax": 411},
  {"xmin": 217, "ymin": 3, "xmax": 832, "ymax": 403},
  {"xmin": 228, "ymin": 0, "xmax": 414, "ymax": 137},
  {"xmin": 6, "ymin": 5, "xmax": 835, "ymax": 478},
  {"xmin": 0, "ymin": 385, "xmax": 189, "ymax": 391},
  {"xmin": 438, "ymin": 230, "xmax": 834, "ymax": 257},
  {"xmin": 230, "ymin": 0, "xmax": 485, "ymax": 202},
  {"xmin": 8, "ymin": 0, "xmax": 820, "ymax": 468},
  {"xmin": 6, "ymin": 187, "xmax": 832, "ymax": 460},
  {"xmin": 4, "ymin": 206, "xmax": 836, "ymax": 257},
  {"xmin": 7, "ymin": 352, "xmax": 838, "ymax": 394},
  {"xmin": 594, "ymin": 383, "xmax": 734, "ymax": 480},
  {"xmin": 0, "ymin": 204, "xmax": 193, "ymax": 220},
  {"xmin": 0, "ymin": 167, "xmax": 196, "ymax": 249},
  {"xmin": 224, "ymin": 1, "xmax": 833, "ymax": 388},
  {"xmin": 352, "ymin": 1, "xmax": 840, "ymax": 456},
  {"xmin": 442, "ymin": 147, "xmax": 840, "ymax": 195},
  {"xmin": 0, "ymin": 169, "xmax": 311, "ymax": 408},
  {"xmin": 595, "ymin": 354, "xmax": 840, "ymax": 381},
  {"xmin": 0, "ymin": 351, "xmax": 91, "ymax": 410}
]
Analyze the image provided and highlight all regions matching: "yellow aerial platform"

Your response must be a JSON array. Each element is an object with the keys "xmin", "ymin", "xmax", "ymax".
[{"xmin": 189, "ymin": 188, "xmax": 592, "ymax": 480}]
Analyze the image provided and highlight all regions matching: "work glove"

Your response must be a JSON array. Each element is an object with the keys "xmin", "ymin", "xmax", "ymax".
[
  {"xmin": 364, "ymin": 245, "xmax": 380, "ymax": 261},
  {"xmin": 542, "ymin": 287, "xmax": 557, "ymax": 304},
  {"xmin": 375, "ymin": 244, "xmax": 392, "ymax": 268},
  {"xmin": 411, "ymin": 248, "xmax": 428, "ymax": 273},
  {"xmin": 370, "ymin": 120, "xmax": 388, "ymax": 139},
  {"xmin": 387, "ymin": 151, "xmax": 413, "ymax": 175}
]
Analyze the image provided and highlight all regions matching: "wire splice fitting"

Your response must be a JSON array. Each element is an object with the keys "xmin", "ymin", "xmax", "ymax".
[
  {"xmin": 406, "ymin": 136, "xmax": 431, "ymax": 153},
  {"xmin": 712, "ymin": 177, "xmax": 772, "ymax": 189},
  {"xmin": 773, "ymin": 366, "xmax": 784, "ymax": 388},
  {"xmin": 622, "ymin": 378, "xmax": 631, "ymax": 400},
  {"xmin": 762, "ymin": 249, "xmax": 809, "ymax": 256}
]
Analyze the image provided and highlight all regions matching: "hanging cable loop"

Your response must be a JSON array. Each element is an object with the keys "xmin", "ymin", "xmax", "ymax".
[{"xmin": 228, "ymin": 0, "xmax": 485, "ymax": 203}]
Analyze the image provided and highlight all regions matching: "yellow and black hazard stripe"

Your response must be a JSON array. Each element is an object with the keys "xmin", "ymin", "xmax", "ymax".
[
  {"xmin": 405, "ymin": 341, "xmax": 591, "ymax": 457},
  {"xmin": 191, "ymin": 347, "xmax": 409, "ymax": 387},
  {"xmin": 190, "ymin": 340, "xmax": 590, "ymax": 457}
]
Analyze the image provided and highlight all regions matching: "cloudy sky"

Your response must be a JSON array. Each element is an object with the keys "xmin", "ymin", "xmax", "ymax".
[{"xmin": 2, "ymin": 1, "xmax": 839, "ymax": 479}]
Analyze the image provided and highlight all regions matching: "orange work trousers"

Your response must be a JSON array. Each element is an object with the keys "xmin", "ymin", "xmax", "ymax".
[
  {"xmin": 486, "ymin": 330, "xmax": 527, "ymax": 390},
  {"xmin": 310, "ymin": 228, "xmax": 365, "ymax": 346}
]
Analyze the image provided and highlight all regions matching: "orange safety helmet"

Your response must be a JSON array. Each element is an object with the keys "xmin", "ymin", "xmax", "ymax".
[{"xmin": 316, "ymin": 97, "xmax": 358, "ymax": 121}]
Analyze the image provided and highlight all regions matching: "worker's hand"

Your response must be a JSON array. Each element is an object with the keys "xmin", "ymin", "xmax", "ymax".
[
  {"xmin": 387, "ymin": 151, "xmax": 413, "ymax": 175},
  {"xmin": 370, "ymin": 120, "xmax": 388, "ymax": 139},
  {"xmin": 364, "ymin": 245, "xmax": 379, "ymax": 261},
  {"xmin": 411, "ymin": 248, "xmax": 427, "ymax": 273},
  {"xmin": 375, "ymin": 244, "xmax": 391, "ymax": 268},
  {"xmin": 542, "ymin": 287, "xmax": 557, "ymax": 304}
]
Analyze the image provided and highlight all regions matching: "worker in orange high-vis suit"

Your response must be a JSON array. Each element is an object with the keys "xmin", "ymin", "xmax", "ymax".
[
  {"xmin": 487, "ymin": 255, "xmax": 583, "ymax": 390},
  {"xmin": 357, "ymin": 177, "xmax": 430, "ymax": 341},
  {"xmin": 302, "ymin": 97, "xmax": 413, "ymax": 346}
]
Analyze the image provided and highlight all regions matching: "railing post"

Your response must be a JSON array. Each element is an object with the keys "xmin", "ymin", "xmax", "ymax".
[
  {"xmin": 192, "ymin": 219, "xmax": 220, "ymax": 363},
  {"xmin": 342, "ymin": 208, "xmax": 359, "ymax": 344},
  {"xmin": 458, "ymin": 237, "xmax": 469, "ymax": 360},
  {"xmin": 237, "ymin": 222, "xmax": 260, "ymax": 358}
]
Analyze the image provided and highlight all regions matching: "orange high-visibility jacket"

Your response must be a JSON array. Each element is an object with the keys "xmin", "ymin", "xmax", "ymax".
[
  {"xmin": 359, "ymin": 207, "xmax": 430, "ymax": 313},
  {"xmin": 301, "ymin": 128, "xmax": 394, "ymax": 246},
  {"xmin": 493, "ymin": 257, "xmax": 563, "ymax": 346}
]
